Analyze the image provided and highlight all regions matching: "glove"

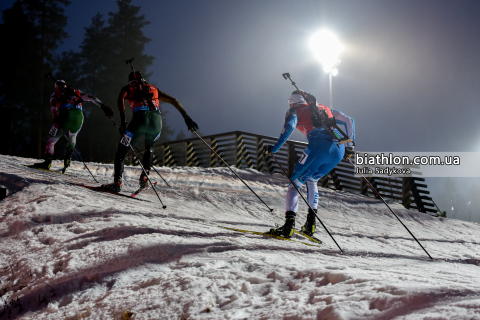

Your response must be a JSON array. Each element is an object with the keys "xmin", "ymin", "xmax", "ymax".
[
  {"xmin": 184, "ymin": 115, "xmax": 198, "ymax": 131},
  {"xmin": 119, "ymin": 121, "xmax": 127, "ymax": 136},
  {"xmin": 101, "ymin": 104, "xmax": 114, "ymax": 117},
  {"xmin": 344, "ymin": 146, "xmax": 354, "ymax": 159},
  {"xmin": 264, "ymin": 145, "xmax": 273, "ymax": 155}
]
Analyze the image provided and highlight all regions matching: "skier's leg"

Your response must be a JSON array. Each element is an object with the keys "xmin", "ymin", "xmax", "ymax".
[
  {"xmin": 287, "ymin": 144, "xmax": 324, "ymax": 213},
  {"xmin": 116, "ymin": 113, "xmax": 145, "ymax": 180},
  {"xmin": 306, "ymin": 177, "xmax": 319, "ymax": 210},
  {"xmin": 139, "ymin": 112, "xmax": 162, "ymax": 187},
  {"xmin": 64, "ymin": 129, "xmax": 80, "ymax": 169},
  {"xmin": 33, "ymin": 122, "xmax": 62, "ymax": 169},
  {"xmin": 62, "ymin": 109, "xmax": 83, "ymax": 169},
  {"xmin": 102, "ymin": 112, "xmax": 144, "ymax": 191},
  {"xmin": 272, "ymin": 147, "xmax": 317, "ymax": 238},
  {"xmin": 44, "ymin": 129, "xmax": 62, "ymax": 159},
  {"xmin": 303, "ymin": 178, "xmax": 319, "ymax": 236},
  {"xmin": 291, "ymin": 134, "xmax": 344, "ymax": 236}
]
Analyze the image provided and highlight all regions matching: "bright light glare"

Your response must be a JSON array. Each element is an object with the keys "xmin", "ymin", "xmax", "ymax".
[
  {"xmin": 310, "ymin": 30, "xmax": 343, "ymax": 73},
  {"xmin": 331, "ymin": 68, "xmax": 339, "ymax": 76}
]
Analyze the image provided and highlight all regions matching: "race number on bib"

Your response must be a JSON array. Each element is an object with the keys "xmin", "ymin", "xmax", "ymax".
[
  {"xmin": 120, "ymin": 130, "xmax": 134, "ymax": 146},
  {"xmin": 49, "ymin": 125, "xmax": 58, "ymax": 137}
]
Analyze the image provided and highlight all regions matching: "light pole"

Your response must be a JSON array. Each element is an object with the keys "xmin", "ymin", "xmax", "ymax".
[
  {"xmin": 452, "ymin": 198, "xmax": 456, "ymax": 219},
  {"xmin": 310, "ymin": 30, "xmax": 343, "ymax": 108},
  {"xmin": 467, "ymin": 201, "xmax": 472, "ymax": 221}
]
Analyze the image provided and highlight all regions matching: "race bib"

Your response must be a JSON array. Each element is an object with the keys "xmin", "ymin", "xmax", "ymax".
[
  {"xmin": 49, "ymin": 125, "xmax": 58, "ymax": 136},
  {"xmin": 120, "ymin": 130, "xmax": 133, "ymax": 146}
]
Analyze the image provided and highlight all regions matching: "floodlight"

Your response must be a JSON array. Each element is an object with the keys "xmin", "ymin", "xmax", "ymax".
[
  {"xmin": 310, "ymin": 30, "xmax": 343, "ymax": 72},
  {"xmin": 310, "ymin": 30, "xmax": 343, "ymax": 108}
]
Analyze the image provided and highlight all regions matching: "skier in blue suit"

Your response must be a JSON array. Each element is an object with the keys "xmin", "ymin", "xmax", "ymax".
[{"xmin": 265, "ymin": 90, "xmax": 355, "ymax": 238}]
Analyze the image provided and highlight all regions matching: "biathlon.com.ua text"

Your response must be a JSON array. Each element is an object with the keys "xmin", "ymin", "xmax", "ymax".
[{"xmin": 356, "ymin": 153, "xmax": 460, "ymax": 166}]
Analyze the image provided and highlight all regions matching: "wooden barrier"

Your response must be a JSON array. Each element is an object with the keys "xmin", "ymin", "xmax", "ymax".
[{"xmin": 132, "ymin": 131, "xmax": 437, "ymax": 214}]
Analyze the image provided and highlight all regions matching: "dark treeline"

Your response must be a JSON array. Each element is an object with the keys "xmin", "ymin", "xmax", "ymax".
[{"xmin": 0, "ymin": 0, "xmax": 174, "ymax": 163}]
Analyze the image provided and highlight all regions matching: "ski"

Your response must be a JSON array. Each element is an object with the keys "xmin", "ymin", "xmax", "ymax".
[
  {"xmin": 294, "ymin": 230, "xmax": 323, "ymax": 244},
  {"xmin": 131, "ymin": 181, "xmax": 157, "ymax": 197},
  {"xmin": 218, "ymin": 226, "xmax": 320, "ymax": 247},
  {"xmin": 23, "ymin": 164, "xmax": 65, "ymax": 175},
  {"xmin": 70, "ymin": 183, "xmax": 151, "ymax": 202}
]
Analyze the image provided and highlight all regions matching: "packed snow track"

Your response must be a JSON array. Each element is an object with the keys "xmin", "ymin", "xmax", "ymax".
[{"xmin": 1, "ymin": 155, "xmax": 479, "ymax": 319}]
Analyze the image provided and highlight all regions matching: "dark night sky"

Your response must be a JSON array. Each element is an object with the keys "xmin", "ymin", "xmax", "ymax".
[{"xmin": 3, "ymin": 0, "xmax": 480, "ymax": 221}]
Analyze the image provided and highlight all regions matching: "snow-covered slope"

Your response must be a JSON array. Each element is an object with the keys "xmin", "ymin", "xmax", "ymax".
[{"xmin": 1, "ymin": 154, "xmax": 479, "ymax": 320}]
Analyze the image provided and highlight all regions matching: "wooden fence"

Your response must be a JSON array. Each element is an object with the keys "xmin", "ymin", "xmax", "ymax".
[{"xmin": 131, "ymin": 131, "xmax": 437, "ymax": 214}]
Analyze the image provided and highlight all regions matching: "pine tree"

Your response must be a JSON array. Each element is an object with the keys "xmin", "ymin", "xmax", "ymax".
[
  {"xmin": 101, "ymin": 0, "xmax": 154, "ymax": 98},
  {"xmin": 76, "ymin": 0, "xmax": 157, "ymax": 162},
  {"xmin": 22, "ymin": 0, "xmax": 71, "ymax": 157},
  {"xmin": 0, "ymin": 0, "xmax": 70, "ymax": 158},
  {"xmin": 0, "ymin": 1, "xmax": 41, "ymax": 156},
  {"xmin": 77, "ymin": 13, "xmax": 108, "ymax": 94},
  {"xmin": 75, "ymin": 13, "xmax": 115, "ymax": 162}
]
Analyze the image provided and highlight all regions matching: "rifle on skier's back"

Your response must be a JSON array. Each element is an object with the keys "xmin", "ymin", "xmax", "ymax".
[
  {"xmin": 282, "ymin": 72, "xmax": 352, "ymax": 146},
  {"xmin": 125, "ymin": 57, "xmax": 156, "ymax": 111},
  {"xmin": 45, "ymin": 73, "xmax": 83, "ymax": 106}
]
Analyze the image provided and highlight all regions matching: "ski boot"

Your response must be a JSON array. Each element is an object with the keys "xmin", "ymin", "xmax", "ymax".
[
  {"xmin": 63, "ymin": 148, "xmax": 74, "ymax": 173},
  {"xmin": 301, "ymin": 208, "xmax": 317, "ymax": 237},
  {"xmin": 100, "ymin": 179, "xmax": 122, "ymax": 193},
  {"xmin": 139, "ymin": 173, "xmax": 148, "ymax": 189},
  {"xmin": 32, "ymin": 154, "xmax": 53, "ymax": 170},
  {"xmin": 269, "ymin": 211, "xmax": 296, "ymax": 238}
]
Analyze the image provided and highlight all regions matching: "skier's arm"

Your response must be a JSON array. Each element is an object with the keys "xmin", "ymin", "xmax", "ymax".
[
  {"xmin": 156, "ymin": 88, "xmax": 188, "ymax": 116},
  {"xmin": 117, "ymin": 86, "xmax": 129, "ymax": 124},
  {"xmin": 271, "ymin": 109, "xmax": 298, "ymax": 153},
  {"xmin": 50, "ymin": 96, "xmax": 59, "ymax": 120},
  {"xmin": 156, "ymin": 87, "xmax": 198, "ymax": 131},
  {"xmin": 79, "ymin": 90, "xmax": 114, "ymax": 117},
  {"xmin": 78, "ymin": 90, "xmax": 103, "ymax": 107},
  {"xmin": 332, "ymin": 109, "xmax": 355, "ymax": 147}
]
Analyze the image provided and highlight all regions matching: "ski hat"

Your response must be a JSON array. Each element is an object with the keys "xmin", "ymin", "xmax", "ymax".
[
  {"xmin": 54, "ymin": 80, "xmax": 66, "ymax": 91},
  {"xmin": 288, "ymin": 89, "xmax": 306, "ymax": 105}
]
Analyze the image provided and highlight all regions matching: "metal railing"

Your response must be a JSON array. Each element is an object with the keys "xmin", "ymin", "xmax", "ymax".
[{"xmin": 132, "ymin": 131, "xmax": 437, "ymax": 214}]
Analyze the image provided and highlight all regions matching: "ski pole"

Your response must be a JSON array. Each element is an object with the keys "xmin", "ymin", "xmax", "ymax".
[
  {"xmin": 107, "ymin": 116, "xmax": 167, "ymax": 209},
  {"xmin": 127, "ymin": 143, "xmax": 167, "ymax": 209},
  {"xmin": 346, "ymin": 158, "xmax": 433, "ymax": 259},
  {"xmin": 431, "ymin": 198, "xmax": 444, "ymax": 217},
  {"xmin": 269, "ymin": 152, "xmax": 343, "ymax": 253},
  {"xmin": 60, "ymin": 129, "xmax": 99, "ymax": 183},
  {"xmin": 192, "ymin": 130, "xmax": 274, "ymax": 212},
  {"xmin": 131, "ymin": 144, "xmax": 171, "ymax": 187}
]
